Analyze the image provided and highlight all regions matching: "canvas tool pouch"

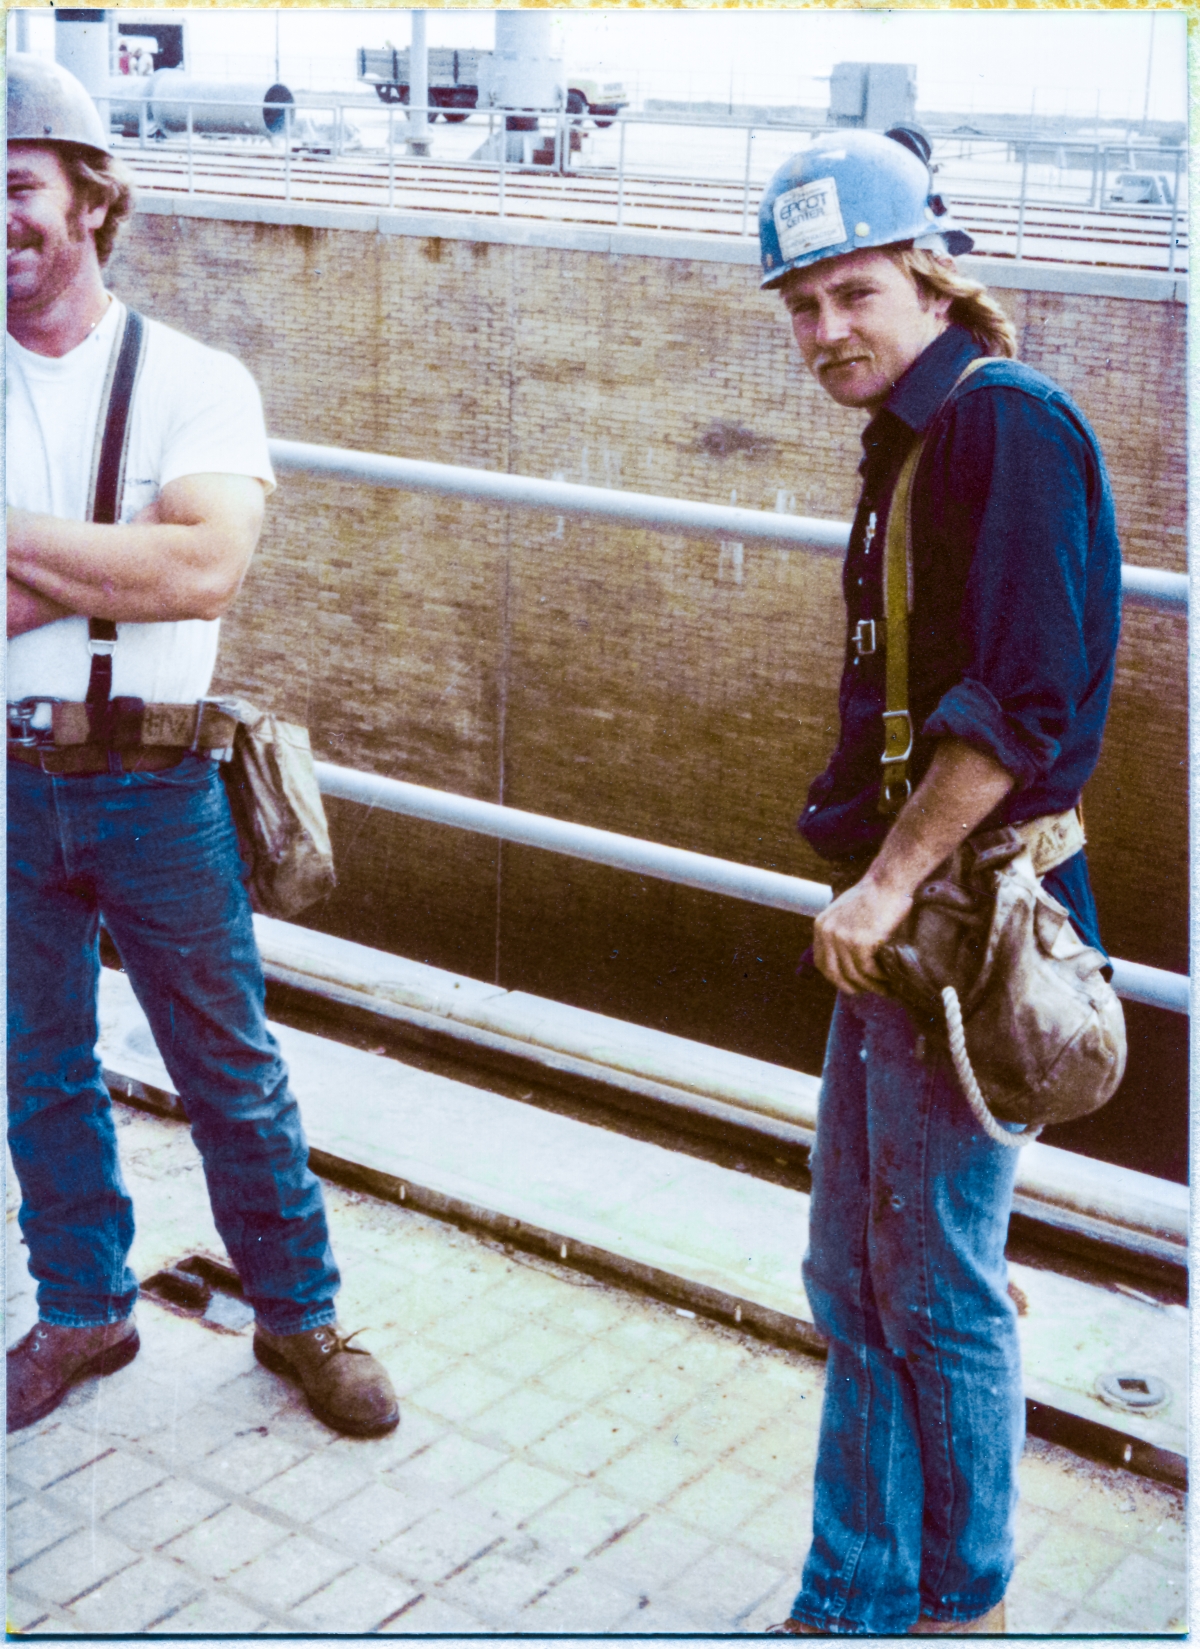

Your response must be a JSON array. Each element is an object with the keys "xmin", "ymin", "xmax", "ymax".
[
  {"xmin": 876, "ymin": 821, "xmax": 1126, "ymax": 1140},
  {"xmin": 217, "ymin": 699, "xmax": 337, "ymax": 920}
]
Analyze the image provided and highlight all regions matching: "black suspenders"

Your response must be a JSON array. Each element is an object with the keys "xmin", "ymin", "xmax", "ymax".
[{"xmin": 85, "ymin": 307, "xmax": 146, "ymax": 742}]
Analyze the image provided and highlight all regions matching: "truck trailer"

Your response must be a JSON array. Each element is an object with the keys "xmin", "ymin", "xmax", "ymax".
[{"xmin": 356, "ymin": 46, "xmax": 627, "ymax": 124}]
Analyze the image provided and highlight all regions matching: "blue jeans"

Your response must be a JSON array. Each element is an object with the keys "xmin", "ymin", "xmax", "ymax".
[
  {"xmin": 7, "ymin": 753, "xmax": 340, "ymax": 1336},
  {"xmin": 790, "ymin": 992, "xmax": 1023, "ymax": 1635}
]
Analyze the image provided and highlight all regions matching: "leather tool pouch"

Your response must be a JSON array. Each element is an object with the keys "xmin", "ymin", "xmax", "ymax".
[
  {"xmin": 877, "ymin": 828, "xmax": 1127, "ymax": 1132},
  {"xmin": 217, "ymin": 699, "xmax": 337, "ymax": 920}
]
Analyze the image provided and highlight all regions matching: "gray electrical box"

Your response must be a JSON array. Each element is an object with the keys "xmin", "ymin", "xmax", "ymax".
[{"xmin": 829, "ymin": 62, "xmax": 916, "ymax": 130}]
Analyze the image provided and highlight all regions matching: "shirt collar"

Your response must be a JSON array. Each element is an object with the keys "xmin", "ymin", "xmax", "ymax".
[{"xmin": 860, "ymin": 325, "xmax": 982, "ymax": 461}]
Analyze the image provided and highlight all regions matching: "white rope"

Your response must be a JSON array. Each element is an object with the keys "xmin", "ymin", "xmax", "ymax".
[{"xmin": 941, "ymin": 985, "xmax": 1041, "ymax": 1149}]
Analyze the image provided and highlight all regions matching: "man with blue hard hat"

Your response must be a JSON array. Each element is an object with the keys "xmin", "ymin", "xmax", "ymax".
[{"xmin": 758, "ymin": 130, "xmax": 1122, "ymax": 1634}]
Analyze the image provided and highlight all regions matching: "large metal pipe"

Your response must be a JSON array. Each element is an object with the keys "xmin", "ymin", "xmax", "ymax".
[
  {"xmin": 148, "ymin": 70, "xmax": 293, "ymax": 137},
  {"xmin": 55, "ymin": 7, "xmax": 110, "ymax": 96},
  {"xmin": 269, "ymin": 439, "xmax": 1189, "ymax": 613},
  {"xmin": 312, "ymin": 762, "xmax": 1189, "ymax": 1016},
  {"xmin": 491, "ymin": 9, "xmax": 560, "ymax": 125}
]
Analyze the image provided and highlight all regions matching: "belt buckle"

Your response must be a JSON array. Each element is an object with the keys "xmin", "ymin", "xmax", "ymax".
[
  {"xmin": 7, "ymin": 696, "xmax": 61, "ymax": 749},
  {"xmin": 852, "ymin": 618, "xmax": 877, "ymax": 658}
]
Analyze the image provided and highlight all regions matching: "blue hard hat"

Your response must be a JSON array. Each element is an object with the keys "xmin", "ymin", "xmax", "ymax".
[{"xmin": 758, "ymin": 128, "xmax": 973, "ymax": 289}]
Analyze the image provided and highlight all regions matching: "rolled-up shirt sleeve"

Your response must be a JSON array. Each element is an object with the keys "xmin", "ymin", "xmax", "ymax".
[{"xmin": 922, "ymin": 386, "xmax": 1096, "ymax": 790}]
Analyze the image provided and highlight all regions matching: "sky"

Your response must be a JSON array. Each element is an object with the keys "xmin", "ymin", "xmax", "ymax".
[{"xmin": 17, "ymin": 7, "xmax": 1188, "ymax": 125}]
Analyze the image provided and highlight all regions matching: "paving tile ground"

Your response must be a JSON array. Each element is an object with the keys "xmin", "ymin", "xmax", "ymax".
[{"xmin": 6, "ymin": 1103, "xmax": 1188, "ymax": 1634}]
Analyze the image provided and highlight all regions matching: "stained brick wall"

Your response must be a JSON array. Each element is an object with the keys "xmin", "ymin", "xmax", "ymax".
[{"xmin": 106, "ymin": 214, "xmax": 1188, "ymax": 1137}]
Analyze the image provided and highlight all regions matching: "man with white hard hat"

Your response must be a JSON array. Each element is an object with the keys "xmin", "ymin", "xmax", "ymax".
[
  {"xmin": 6, "ymin": 55, "xmax": 398, "ymax": 1439},
  {"xmin": 758, "ymin": 130, "xmax": 1122, "ymax": 1634}
]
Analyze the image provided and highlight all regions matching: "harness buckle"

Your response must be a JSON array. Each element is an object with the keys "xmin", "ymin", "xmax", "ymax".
[
  {"xmin": 880, "ymin": 709, "xmax": 913, "ymax": 765},
  {"xmin": 87, "ymin": 637, "xmax": 117, "ymax": 657},
  {"xmin": 7, "ymin": 697, "xmax": 61, "ymax": 749},
  {"xmin": 852, "ymin": 618, "xmax": 878, "ymax": 658}
]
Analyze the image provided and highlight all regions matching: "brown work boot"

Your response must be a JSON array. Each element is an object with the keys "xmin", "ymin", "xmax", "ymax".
[
  {"xmin": 766, "ymin": 1619, "xmax": 825, "ymax": 1635},
  {"xmin": 912, "ymin": 1600, "xmax": 1006, "ymax": 1635},
  {"xmin": 253, "ymin": 1323, "xmax": 399, "ymax": 1437},
  {"xmin": 6, "ymin": 1318, "xmax": 140, "ymax": 1433}
]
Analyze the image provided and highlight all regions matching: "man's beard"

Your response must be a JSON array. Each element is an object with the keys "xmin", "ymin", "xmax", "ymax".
[{"xmin": 7, "ymin": 211, "xmax": 92, "ymax": 310}]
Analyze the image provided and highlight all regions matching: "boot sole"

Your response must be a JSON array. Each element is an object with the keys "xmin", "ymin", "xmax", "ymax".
[
  {"xmin": 253, "ymin": 1336, "xmax": 400, "ymax": 1437},
  {"xmin": 6, "ymin": 1327, "xmax": 141, "ymax": 1433}
]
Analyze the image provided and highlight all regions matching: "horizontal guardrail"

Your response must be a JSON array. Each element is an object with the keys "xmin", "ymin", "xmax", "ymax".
[
  {"xmin": 314, "ymin": 763, "xmax": 1189, "ymax": 1017},
  {"xmin": 269, "ymin": 439, "xmax": 1188, "ymax": 612}
]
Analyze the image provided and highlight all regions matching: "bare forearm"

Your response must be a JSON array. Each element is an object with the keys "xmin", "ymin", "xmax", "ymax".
[
  {"xmin": 7, "ymin": 576, "xmax": 74, "ymax": 639},
  {"xmin": 7, "ymin": 477, "xmax": 265, "ymax": 625},
  {"xmin": 863, "ymin": 739, "xmax": 1017, "ymax": 902},
  {"xmin": 7, "ymin": 516, "xmax": 244, "ymax": 623}
]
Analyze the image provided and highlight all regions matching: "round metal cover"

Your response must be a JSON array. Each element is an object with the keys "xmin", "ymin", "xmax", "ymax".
[{"xmin": 1095, "ymin": 1371, "xmax": 1169, "ymax": 1412}]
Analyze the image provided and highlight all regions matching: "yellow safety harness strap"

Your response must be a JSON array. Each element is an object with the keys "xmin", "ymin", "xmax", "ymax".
[{"xmin": 877, "ymin": 356, "xmax": 993, "ymax": 815}]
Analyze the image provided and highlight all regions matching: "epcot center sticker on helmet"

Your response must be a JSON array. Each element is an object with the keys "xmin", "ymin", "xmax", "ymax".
[
  {"xmin": 774, "ymin": 176, "xmax": 848, "ymax": 264},
  {"xmin": 759, "ymin": 129, "xmax": 974, "ymax": 288}
]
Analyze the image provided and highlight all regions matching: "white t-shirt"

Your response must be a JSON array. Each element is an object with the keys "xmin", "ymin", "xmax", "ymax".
[{"xmin": 6, "ymin": 298, "xmax": 275, "ymax": 706}]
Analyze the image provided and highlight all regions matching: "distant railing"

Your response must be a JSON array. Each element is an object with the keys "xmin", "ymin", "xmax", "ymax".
[{"xmin": 115, "ymin": 95, "xmax": 1188, "ymax": 273}]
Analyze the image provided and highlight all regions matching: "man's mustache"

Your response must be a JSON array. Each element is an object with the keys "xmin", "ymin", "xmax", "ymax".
[
  {"xmin": 7, "ymin": 234, "xmax": 41, "ymax": 254},
  {"xmin": 815, "ymin": 350, "xmax": 871, "ymax": 372}
]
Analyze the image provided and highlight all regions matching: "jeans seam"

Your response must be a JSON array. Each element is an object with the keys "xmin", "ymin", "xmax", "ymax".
[{"xmin": 914, "ymin": 1046, "xmax": 963, "ymax": 1608}]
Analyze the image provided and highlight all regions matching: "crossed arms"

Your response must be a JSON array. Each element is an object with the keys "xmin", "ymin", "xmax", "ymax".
[{"xmin": 7, "ymin": 472, "xmax": 266, "ymax": 639}]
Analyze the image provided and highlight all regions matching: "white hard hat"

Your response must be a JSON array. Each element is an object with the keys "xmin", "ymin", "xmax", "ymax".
[{"xmin": 7, "ymin": 53, "xmax": 111, "ymax": 157}]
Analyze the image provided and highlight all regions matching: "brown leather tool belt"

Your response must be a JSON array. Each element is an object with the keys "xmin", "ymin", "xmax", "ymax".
[{"xmin": 6, "ymin": 699, "xmax": 238, "ymax": 776}]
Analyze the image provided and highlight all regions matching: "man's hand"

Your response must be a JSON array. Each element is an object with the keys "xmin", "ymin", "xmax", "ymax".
[
  {"xmin": 7, "ymin": 473, "xmax": 266, "ymax": 626},
  {"xmin": 813, "ymin": 876, "xmax": 914, "ymax": 996},
  {"xmin": 811, "ymin": 738, "xmax": 1017, "ymax": 996},
  {"xmin": 7, "ymin": 576, "xmax": 74, "ymax": 639}
]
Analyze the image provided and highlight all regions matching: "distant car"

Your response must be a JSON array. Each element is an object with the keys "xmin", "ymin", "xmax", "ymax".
[{"xmin": 1106, "ymin": 171, "xmax": 1176, "ymax": 206}]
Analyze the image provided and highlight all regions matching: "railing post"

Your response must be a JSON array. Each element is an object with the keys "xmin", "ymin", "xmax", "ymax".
[
  {"xmin": 387, "ymin": 105, "xmax": 395, "ymax": 208},
  {"xmin": 1099, "ymin": 144, "xmax": 1109, "ymax": 212},
  {"xmin": 186, "ymin": 101, "xmax": 193, "ymax": 194},
  {"xmin": 284, "ymin": 103, "xmax": 292, "ymax": 202},
  {"xmin": 616, "ymin": 116, "xmax": 627, "ymax": 229},
  {"xmin": 498, "ymin": 118, "xmax": 506, "ymax": 219},
  {"xmin": 1167, "ymin": 145, "xmax": 1182, "ymax": 273},
  {"xmin": 1015, "ymin": 141, "xmax": 1029, "ymax": 261},
  {"xmin": 740, "ymin": 122, "xmax": 755, "ymax": 237}
]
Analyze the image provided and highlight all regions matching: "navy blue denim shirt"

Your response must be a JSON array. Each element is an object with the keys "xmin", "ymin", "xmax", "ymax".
[{"xmin": 799, "ymin": 324, "xmax": 1122, "ymax": 953}]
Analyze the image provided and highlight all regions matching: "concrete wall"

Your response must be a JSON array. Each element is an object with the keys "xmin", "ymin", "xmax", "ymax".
[{"xmin": 106, "ymin": 202, "xmax": 1189, "ymax": 1172}]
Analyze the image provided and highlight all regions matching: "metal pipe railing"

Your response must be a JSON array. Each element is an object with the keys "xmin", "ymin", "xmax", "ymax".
[
  {"xmin": 268, "ymin": 439, "xmax": 1189, "ymax": 613},
  {"xmin": 313, "ymin": 764, "xmax": 1188, "ymax": 1016}
]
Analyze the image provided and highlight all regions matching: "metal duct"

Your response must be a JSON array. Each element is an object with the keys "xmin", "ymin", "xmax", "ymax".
[{"xmin": 148, "ymin": 70, "xmax": 293, "ymax": 137}]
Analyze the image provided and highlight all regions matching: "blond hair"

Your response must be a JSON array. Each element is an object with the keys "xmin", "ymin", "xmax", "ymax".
[
  {"xmin": 884, "ymin": 245, "xmax": 1017, "ymax": 359},
  {"xmin": 59, "ymin": 144, "xmax": 136, "ymax": 266}
]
